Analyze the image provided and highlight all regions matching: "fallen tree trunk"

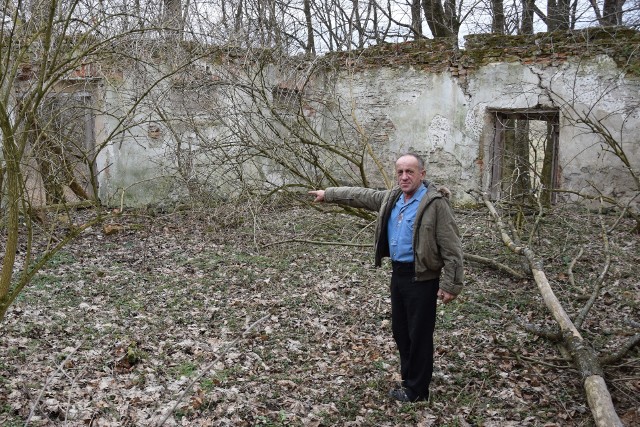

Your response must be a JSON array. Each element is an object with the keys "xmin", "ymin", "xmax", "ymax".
[{"xmin": 481, "ymin": 193, "xmax": 623, "ymax": 427}]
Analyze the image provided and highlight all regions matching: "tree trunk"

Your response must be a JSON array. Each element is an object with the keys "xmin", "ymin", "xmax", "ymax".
[
  {"xmin": 501, "ymin": 118, "xmax": 532, "ymax": 200},
  {"xmin": 268, "ymin": 0, "xmax": 282, "ymax": 50},
  {"xmin": 351, "ymin": 0, "xmax": 366, "ymax": 48},
  {"xmin": 502, "ymin": 118, "xmax": 515, "ymax": 196},
  {"xmin": 602, "ymin": 0, "xmax": 625, "ymax": 25},
  {"xmin": 492, "ymin": 0, "xmax": 505, "ymax": 34},
  {"xmin": 163, "ymin": 0, "xmax": 184, "ymax": 38},
  {"xmin": 369, "ymin": 0, "xmax": 381, "ymax": 43},
  {"xmin": 234, "ymin": 0, "xmax": 244, "ymax": 35},
  {"xmin": 585, "ymin": 376, "xmax": 624, "ymax": 427},
  {"xmin": 548, "ymin": 0, "xmax": 571, "ymax": 30},
  {"xmin": 443, "ymin": 0, "xmax": 459, "ymax": 36},
  {"xmin": 521, "ymin": 0, "xmax": 534, "ymax": 34},
  {"xmin": 303, "ymin": 0, "xmax": 315, "ymax": 55},
  {"xmin": 0, "ymin": 162, "xmax": 5, "ymax": 208},
  {"xmin": 0, "ymin": 136, "xmax": 21, "ymax": 320},
  {"xmin": 421, "ymin": 0, "xmax": 455, "ymax": 38},
  {"xmin": 515, "ymin": 119, "xmax": 531, "ymax": 200},
  {"xmin": 411, "ymin": 0, "xmax": 423, "ymax": 38},
  {"xmin": 540, "ymin": 122, "xmax": 556, "ymax": 205}
]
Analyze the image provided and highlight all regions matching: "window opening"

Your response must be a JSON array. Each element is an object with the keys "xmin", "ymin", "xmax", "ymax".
[
  {"xmin": 489, "ymin": 110, "xmax": 559, "ymax": 204},
  {"xmin": 272, "ymin": 85, "xmax": 301, "ymax": 115}
]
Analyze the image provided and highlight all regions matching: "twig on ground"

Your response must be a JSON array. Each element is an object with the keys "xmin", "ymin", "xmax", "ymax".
[
  {"xmin": 25, "ymin": 341, "xmax": 84, "ymax": 427},
  {"xmin": 262, "ymin": 238, "xmax": 372, "ymax": 248},
  {"xmin": 609, "ymin": 376, "xmax": 640, "ymax": 382},
  {"xmin": 64, "ymin": 369, "xmax": 86, "ymax": 424},
  {"xmin": 155, "ymin": 314, "xmax": 270, "ymax": 427},
  {"xmin": 467, "ymin": 300, "xmax": 561, "ymax": 341},
  {"xmin": 574, "ymin": 205, "xmax": 611, "ymax": 330},
  {"xmin": 496, "ymin": 353, "xmax": 575, "ymax": 370},
  {"xmin": 527, "ymin": 191, "xmax": 545, "ymax": 247},
  {"xmin": 599, "ymin": 334, "xmax": 640, "ymax": 366},
  {"xmin": 567, "ymin": 247, "xmax": 584, "ymax": 289},
  {"xmin": 608, "ymin": 206, "xmax": 628, "ymax": 234},
  {"xmin": 464, "ymin": 253, "xmax": 526, "ymax": 279}
]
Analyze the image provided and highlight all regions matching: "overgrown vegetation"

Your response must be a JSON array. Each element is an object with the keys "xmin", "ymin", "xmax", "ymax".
[
  {"xmin": 0, "ymin": 201, "xmax": 637, "ymax": 426},
  {"xmin": 2, "ymin": 1, "xmax": 638, "ymax": 424}
]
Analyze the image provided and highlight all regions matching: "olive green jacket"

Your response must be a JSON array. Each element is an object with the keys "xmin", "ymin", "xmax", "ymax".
[{"xmin": 325, "ymin": 181, "xmax": 464, "ymax": 295}]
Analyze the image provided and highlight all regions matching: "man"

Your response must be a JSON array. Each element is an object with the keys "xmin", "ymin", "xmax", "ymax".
[{"xmin": 309, "ymin": 153, "xmax": 464, "ymax": 403}]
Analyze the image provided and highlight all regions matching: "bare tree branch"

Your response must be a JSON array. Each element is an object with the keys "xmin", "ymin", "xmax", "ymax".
[
  {"xmin": 481, "ymin": 192, "xmax": 623, "ymax": 427},
  {"xmin": 25, "ymin": 341, "xmax": 84, "ymax": 426},
  {"xmin": 464, "ymin": 253, "xmax": 527, "ymax": 279},
  {"xmin": 599, "ymin": 333, "xmax": 640, "ymax": 366},
  {"xmin": 574, "ymin": 206, "xmax": 611, "ymax": 330}
]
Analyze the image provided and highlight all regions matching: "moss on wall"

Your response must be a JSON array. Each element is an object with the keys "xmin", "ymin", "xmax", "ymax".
[
  {"xmin": 322, "ymin": 38, "xmax": 459, "ymax": 73},
  {"xmin": 464, "ymin": 27, "xmax": 640, "ymax": 76},
  {"xmin": 321, "ymin": 27, "xmax": 640, "ymax": 78}
]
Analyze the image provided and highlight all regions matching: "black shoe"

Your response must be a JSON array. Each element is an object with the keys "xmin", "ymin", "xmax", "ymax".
[{"xmin": 388, "ymin": 387, "xmax": 428, "ymax": 402}]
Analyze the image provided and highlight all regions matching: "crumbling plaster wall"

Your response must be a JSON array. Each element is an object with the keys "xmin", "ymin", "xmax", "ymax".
[
  {"xmin": 546, "ymin": 55, "xmax": 640, "ymax": 201},
  {"xmin": 321, "ymin": 28, "xmax": 640, "ymax": 206},
  {"xmin": 93, "ymin": 64, "xmax": 177, "ymax": 207},
  {"xmin": 92, "ymin": 55, "xmax": 267, "ymax": 207},
  {"xmin": 329, "ymin": 68, "xmax": 473, "ymax": 191},
  {"xmin": 90, "ymin": 29, "xmax": 640, "ymax": 207}
]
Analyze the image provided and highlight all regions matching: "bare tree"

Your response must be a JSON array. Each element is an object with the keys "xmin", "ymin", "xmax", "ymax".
[
  {"xmin": 422, "ymin": 0, "xmax": 458, "ymax": 37},
  {"xmin": 521, "ymin": 0, "xmax": 535, "ymax": 33},
  {"xmin": 145, "ymin": 46, "xmax": 397, "ymax": 220},
  {"xmin": 303, "ymin": 0, "xmax": 316, "ymax": 54},
  {"xmin": 589, "ymin": 0, "xmax": 627, "ymax": 25},
  {"xmin": 492, "ymin": 0, "xmax": 505, "ymax": 33},
  {"xmin": 163, "ymin": 0, "xmax": 185, "ymax": 38},
  {"xmin": 0, "ymin": 0, "xmax": 205, "ymax": 321},
  {"xmin": 412, "ymin": 0, "xmax": 424, "ymax": 37},
  {"xmin": 548, "ymin": 0, "xmax": 573, "ymax": 30}
]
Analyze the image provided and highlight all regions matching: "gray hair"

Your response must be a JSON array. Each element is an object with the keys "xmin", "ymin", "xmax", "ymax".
[{"xmin": 397, "ymin": 152, "xmax": 425, "ymax": 171}]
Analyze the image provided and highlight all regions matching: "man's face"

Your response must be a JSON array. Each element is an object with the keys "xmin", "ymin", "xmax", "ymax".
[{"xmin": 395, "ymin": 155, "xmax": 426, "ymax": 198}]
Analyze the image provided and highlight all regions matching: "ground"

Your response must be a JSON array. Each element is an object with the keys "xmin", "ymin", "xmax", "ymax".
[{"xmin": 0, "ymin": 201, "xmax": 638, "ymax": 426}]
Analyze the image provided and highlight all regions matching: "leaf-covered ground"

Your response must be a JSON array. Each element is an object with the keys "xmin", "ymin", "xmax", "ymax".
[{"xmin": 1, "ymin": 201, "xmax": 639, "ymax": 426}]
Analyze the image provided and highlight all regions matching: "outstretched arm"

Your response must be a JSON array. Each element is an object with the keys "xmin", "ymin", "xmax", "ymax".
[{"xmin": 310, "ymin": 187, "xmax": 388, "ymax": 211}]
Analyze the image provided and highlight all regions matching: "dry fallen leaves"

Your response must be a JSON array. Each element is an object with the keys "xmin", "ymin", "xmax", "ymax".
[{"xmin": 0, "ymin": 205, "xmax": 638, "ymax": 426}]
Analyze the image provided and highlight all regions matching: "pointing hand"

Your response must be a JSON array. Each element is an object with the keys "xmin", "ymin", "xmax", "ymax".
[{"xmin": 308, "ymin": 190, "xmax": 325, "ymax": 202}]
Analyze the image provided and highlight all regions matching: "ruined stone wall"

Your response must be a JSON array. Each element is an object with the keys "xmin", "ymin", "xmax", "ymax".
[
  {"xmin": 307, "ymin": 27, "xmax": 640, "ymax": 205},
  {"xmin": 91, "ymin": 28, "xmax": 640, "ymax": 207}
]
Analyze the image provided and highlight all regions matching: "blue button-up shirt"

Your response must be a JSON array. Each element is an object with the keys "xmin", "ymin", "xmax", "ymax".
[{"xmin": 387, "ymin": 185, "xmax": 427, "ymax": 262}]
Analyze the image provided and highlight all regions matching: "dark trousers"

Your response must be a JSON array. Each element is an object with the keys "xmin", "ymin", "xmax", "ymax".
[{"xmin": 390, "ymin": 262, "xmax": 439, "ymax": 399}]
